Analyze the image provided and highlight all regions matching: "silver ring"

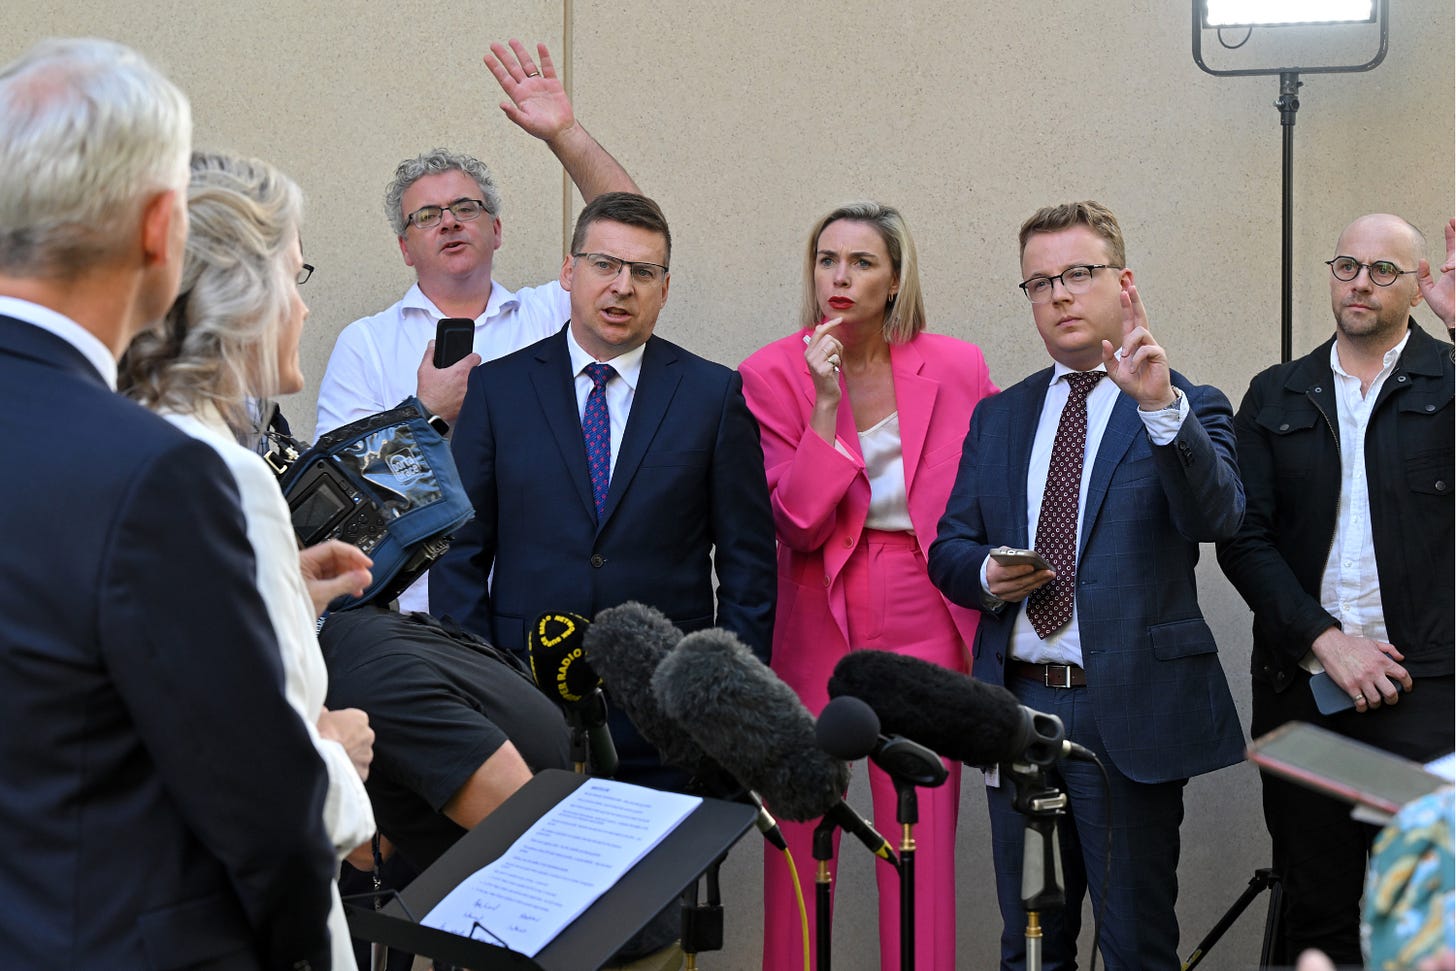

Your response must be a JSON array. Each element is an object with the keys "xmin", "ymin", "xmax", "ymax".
[
  {"xmin": 525, "ymin": 71, "xmax": 542, "ymax": 78},
  {"xmin": 829, "ymin": 354, "xmax": 841, "ymax": 368},
  {"xmin": 1355, "ymin": 693, "xmax": 1366, "ymax": 703}
]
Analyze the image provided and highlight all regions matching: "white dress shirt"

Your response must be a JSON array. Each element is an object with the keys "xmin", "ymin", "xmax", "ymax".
[
  {"xmin": 0, "ymin": 295, "xmax": 117, "ymax": 388},
  {"xmin": 1304, "ymin": 330, "xmax": 1411, "ymax": 669},
  {"xmin": 566, "ymin": 326, "xmax": 646, "ymax": 477},
  {"xmin": 316, "ymin": 278, "xmax": 568, "ymax": 612}
]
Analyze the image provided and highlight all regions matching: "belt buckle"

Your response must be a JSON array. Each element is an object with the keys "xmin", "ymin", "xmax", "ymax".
[{"xmin": 1044, "ymin": 664, "xmax": 1072, "ymax": 689}]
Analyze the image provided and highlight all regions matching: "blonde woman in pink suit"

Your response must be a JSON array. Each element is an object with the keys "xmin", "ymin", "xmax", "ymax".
[{"xmin": 740, "ymin": 201, "xmax": 997, "ymax": 969}]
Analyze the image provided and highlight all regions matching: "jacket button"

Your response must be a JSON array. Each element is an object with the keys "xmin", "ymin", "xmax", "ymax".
[
  {"xmin": 1279, "ymin": 423, "xmax": 1290, "ymax": 432},
  {"xmin": 1427, "ymin": 403, "xmax": 1437, "ymax": 412},
  {"xmin": 1437, "ymin": 481, "xmax": 1449, "ymax": 493},
  {"xmin": 1397, "ymin": 375, "xmax": 1408, "ymax": 383},
  {"xmin": 843, "ymin": 537, "xmax": 854, "ymax": 548},
  {"xmin": 590, "ymin": 554, "xmax": 605, "ymax": 568},
  {"xmin": 823, "ymin": 574, "xmax": 831, "ymax": 587}
]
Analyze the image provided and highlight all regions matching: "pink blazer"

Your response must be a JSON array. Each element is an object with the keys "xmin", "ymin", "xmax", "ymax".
[{"xmin": 740, "ymin": 330, "xmax": 998, "ymax": 705}]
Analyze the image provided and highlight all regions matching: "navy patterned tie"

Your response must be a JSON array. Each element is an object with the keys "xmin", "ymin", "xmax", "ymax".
[
  {"xmin": 583, "ymin": 362, "xmax": 615, "ymax": 521},
  {"xmin": 1026, "ymin": 370, "xmax": 1105, "ymax": 639}
]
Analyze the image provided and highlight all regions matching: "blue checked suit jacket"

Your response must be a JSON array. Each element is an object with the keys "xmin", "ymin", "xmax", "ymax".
[{"xmin": 929, "ymin": 366, "xmax": 1247, "ymax": 784}]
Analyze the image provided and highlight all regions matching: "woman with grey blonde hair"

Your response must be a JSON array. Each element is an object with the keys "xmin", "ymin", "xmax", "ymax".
[
  {"xmin": 740, "ymin": 201, "xmax": 998, "ymax": 970},
  {"xmin": 122, "ymin": 151, "xmax": 376, "ymax": 971}
]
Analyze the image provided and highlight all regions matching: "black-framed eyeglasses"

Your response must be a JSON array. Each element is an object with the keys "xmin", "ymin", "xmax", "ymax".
[
  {"xmin": 572, "ymin": 252, "xmax": 669, "ymax": 285},
  {"xmin": 1325, "ymin": 256, "xmax": 1416, "ymax": 287},
  {"xmin": 296, "ymin": 263, "xmax": 314, "ymax": 286},
  {"xmin": 405, "ymin": 197, "xmax": 489, "ymax": 231},
  {"xmin": 1018, "ymin": 264, "xmax": 1119, "ymax": 303}
]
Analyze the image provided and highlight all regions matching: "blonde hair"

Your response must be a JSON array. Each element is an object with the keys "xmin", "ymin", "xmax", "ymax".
[
  {"xmin": 798, "ymin": 201, "xmax": 926, "ymax": 343},
  {"xmin": 121, "ymin": 151, "xmax": 301, "ymax": 441}
]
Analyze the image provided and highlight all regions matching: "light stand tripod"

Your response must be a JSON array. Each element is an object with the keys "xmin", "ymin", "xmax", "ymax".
[{"xmin": 1181, "ymin": 867, "xmax": 1283, "ymax": 970}]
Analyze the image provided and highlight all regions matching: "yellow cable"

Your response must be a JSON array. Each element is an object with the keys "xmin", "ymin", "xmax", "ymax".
[{"xmin": 781, "ymin": 845, "xmax": 811, "ymax": 971}]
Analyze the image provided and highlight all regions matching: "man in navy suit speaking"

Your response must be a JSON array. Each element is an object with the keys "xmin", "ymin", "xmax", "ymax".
[
  {"xmin": 0, "ymin": 39, "xmax": 336, "ymax": 969},
  {"xmin": 431, "ymin": 192, "xmax": 776, "ymax": 788},
  {"xmin": 929, "ymin": 201, "xmax": 1246, "ymax": 971}
]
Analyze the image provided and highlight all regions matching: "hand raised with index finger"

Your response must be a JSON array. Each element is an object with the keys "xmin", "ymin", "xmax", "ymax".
[{"xmin": 1101, "ymin": 283, "xmax": 1174, "ymax": 410}]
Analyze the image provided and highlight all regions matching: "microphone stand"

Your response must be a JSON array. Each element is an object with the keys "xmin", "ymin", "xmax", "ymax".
[
  {"xmin": 870, "ymin": 736, "xmax": 948, "ymax": 971},
  {"xmin": 812, "ymin": 817, "xmax": 836, "ymax": 971},
  {"xmin": 679, "ymin": 853, "xmax": 727, "ymax": 971},
  {"xmin": 1005, "ymin": 760, "xmax": 1068, "ymax": 971}
]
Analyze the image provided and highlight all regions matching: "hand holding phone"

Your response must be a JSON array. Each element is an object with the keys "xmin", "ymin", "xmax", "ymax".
[{"xmin": 988, "ymin": 546, "xmax": 1053, "ymax": 572}]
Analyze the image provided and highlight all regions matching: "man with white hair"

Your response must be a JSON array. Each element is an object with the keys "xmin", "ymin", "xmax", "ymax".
[{"xmin": 0, "ymin": 38, "xmax": 337, "ymax": 969}]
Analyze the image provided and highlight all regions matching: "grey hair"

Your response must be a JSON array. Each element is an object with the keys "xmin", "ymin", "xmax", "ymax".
[
  {"xmin": 120, "ymin": 152, "xmax": 302, "ymax": 442},
  {"xmin": 799, "ymin": 201, "xmax": 926, "ymax": 343},
  {"xmin": 383, "ymin": 148, "xmax": 500, "ymax": 236},
  {"xmin": 0, "ymin": 37, "xmax": 191, "ymax": 276}
]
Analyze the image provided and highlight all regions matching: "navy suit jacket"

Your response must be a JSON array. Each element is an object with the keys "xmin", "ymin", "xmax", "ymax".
[
  {"xmin": 929, "ymin": 367, "xmax": 1247, "ymax": 784},
  {"xmin": 0, "ymin": 316, "xmax": 335, "ymax": 970},
  {"xmin": 431, "ymin": 326, "xmax": 776, "ymax": 663}
]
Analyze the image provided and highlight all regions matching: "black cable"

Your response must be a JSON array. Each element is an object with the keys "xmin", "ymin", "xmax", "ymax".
[{"xmin": 1217, "ymin": 26, "xmax": 1254, "ymax": 50}]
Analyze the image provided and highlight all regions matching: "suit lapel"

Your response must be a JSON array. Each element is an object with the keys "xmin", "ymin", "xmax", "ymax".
[
  {"xmin": 600, "ymin": 336, "xmax": 681, "ymax": 529},
  {"xmin": 1081, "ymin": 391, "xmax": 1140, "ymax": 548},
  {"xmin": 529, "ymin": 329, "xmax": 597, "ymax": 521},
  {"xmin": 891, "ymin": 340, "xmax": 935, "ymax": 495},
  {"xmin": 1008, "ymin": 368, "xmax": 1054, "ymax": 548}
]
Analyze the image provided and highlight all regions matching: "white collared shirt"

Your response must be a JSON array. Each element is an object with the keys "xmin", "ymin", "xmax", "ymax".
[
  {"xmin": 981, "ymin": 364, "xmax": 1189, "ymax": 666},
  {"xmin": 315, "ymin": 278, "xmax": 568, "ymax": 612},
  {"xmin": 0, "ymin": 296, "xmax": 117, "ymax": 388},
  {"xmin": 566, "ymin": 327, "xmax": 646, "ymax": 477},
  {"xmin": 315, "ymin": 278, "xmax": 568, "ymax": 436},
  {"xmin": 1309, "ymin": 330, "xmax": 1411, "ymax": 662}
]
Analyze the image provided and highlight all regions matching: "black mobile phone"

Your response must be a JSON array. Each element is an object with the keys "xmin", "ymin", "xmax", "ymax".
[
  {"xmin": 1310, "ymin": 669, "xmax": 1410, "ymax": 716},
  {"xmin": 433, "ymin": 318, "xmax": 475, "ymax": 368}
]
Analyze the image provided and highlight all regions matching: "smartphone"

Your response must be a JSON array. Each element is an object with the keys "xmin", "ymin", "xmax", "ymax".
[
  {"xmin": 1310, "ymin": 669, "xmax": 1409, "ymax": 716},
  {"xmin": 433, "ymin": 318, "xmax": 475, "ymax": 368},
  {"xmin": 1247, "ymin": 721, "xmax": 1447, "ymax": 818},
  {"xmin": 989, "ymin": 546, "xmax": 1053, "ymax": 572}
]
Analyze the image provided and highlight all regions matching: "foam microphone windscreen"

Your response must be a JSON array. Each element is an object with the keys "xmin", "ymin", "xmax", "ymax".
[
  {"xmin": 654, "ymin": 627, "xmax": 850, "ymax": 822},
  {"xmin": 583, "ymin": 602, "xmax": 712, "ymax": 774},
  {"xmin": 527, "ymin": 611, "xmax": 597, "ymax": 705},
  {"xmin": 815, "ymin": 695, "xmax": 884, "ymax": 761},
  {"xmin": 828, "ymin": 650, "xmax": 1024, "ymax": 768}
]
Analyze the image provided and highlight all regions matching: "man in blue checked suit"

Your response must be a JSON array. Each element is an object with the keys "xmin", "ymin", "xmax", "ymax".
[{"xmin": 929, "ymin": 201, "xmax": 1246, "ymax": 971}]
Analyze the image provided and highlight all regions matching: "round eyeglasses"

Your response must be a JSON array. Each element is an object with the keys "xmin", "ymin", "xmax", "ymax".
[{"xmin": 1325, "ymin": 256, "xmax": 1416, "ymax": 288}]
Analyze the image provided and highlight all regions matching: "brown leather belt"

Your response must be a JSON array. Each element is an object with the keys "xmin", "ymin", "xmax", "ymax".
[{"xmin": 1008, "ymin": 659, "xmax": 1087, "ymax": 688}]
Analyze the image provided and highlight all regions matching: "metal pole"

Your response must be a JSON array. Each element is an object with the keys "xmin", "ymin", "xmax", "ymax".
[{"xmin": 1277, "ymin": 71, "xmax": 1302, "ymax": 364}]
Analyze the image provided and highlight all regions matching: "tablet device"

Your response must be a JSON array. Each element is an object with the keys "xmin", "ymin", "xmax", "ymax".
[{"xmin": 1247, "ymin": 721, "xmax": 1448, "ymax": 818}]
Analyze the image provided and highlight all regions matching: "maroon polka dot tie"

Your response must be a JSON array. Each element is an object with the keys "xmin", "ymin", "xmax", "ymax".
[
  {"xmin": 1026, "ymin": 370, "xmax": 1104, "ymax": 639},
  {"xmin": 583, "ymin": 362, "xmax": 614, "ymax": 522}
]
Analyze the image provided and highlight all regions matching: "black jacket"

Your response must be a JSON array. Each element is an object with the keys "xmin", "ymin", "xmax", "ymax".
[{"xmin": 1217, "ymin": 320, "xmax": 1454, "ymax": 691}]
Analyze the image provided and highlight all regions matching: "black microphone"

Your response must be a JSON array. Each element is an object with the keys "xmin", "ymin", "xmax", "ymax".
[
  {"xmin": 816, "ymin": 694, "xmax": 948, "ymax": 789},
  {"xmin": 655, "ymin": 628, "xmax": 899, "ymax": 864},
  {"xmin": 828, "ymin": 650, "xmax": 1095, "ymax": 767},
  {"xmin": 527, "ymin": 611, "xmax": 618, "ymax": 777},
  {"xmin": 586, "ymin": 602, "xmax": 792, "ymax": 850}
]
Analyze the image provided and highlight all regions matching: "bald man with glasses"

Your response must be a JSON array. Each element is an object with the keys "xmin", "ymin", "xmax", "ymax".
[{"xmin": 1218, "ymin": 212, "xmax": 1455, "ymax": 966}]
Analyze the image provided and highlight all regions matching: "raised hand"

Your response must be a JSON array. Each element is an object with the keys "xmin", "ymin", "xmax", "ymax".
[
  {"xmin": 1416, "ymin": 217, "xmax": 1454, "ymax": 330},
  {"xmin": 484, "ymin": 40, "xmax": 574, "ymax": 142},
  {"xmin": 1101, "ymin": 283, "xmax": 1175, "ymax": 411}
]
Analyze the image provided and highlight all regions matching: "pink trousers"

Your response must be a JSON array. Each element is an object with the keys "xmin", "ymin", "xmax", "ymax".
[{"xmin": 762, "ymin": 530, "xmax": 967, "ymax": 970}]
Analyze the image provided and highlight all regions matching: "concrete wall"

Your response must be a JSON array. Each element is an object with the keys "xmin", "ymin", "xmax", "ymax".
[{"xmin": 8, "ymin": 3, "xmax": 1451, "ymax": 967}]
